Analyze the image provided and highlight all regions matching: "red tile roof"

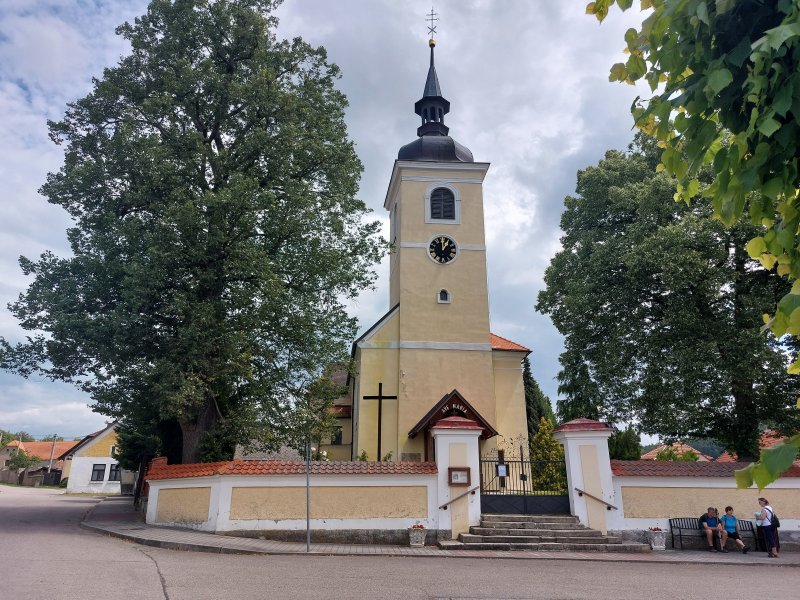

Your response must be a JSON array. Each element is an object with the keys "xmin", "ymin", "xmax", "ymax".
[
  {"xmin": 641, "ymin": 442, "xmax": 712, "ymax": 461},
  {"xmin": 146, "ymin": 458, "xmax": 438, "ymax": 481},
  {"xmin": 553, "ymin": 418, "xmax": 612, "ymax": 433},
  {"xmin": 6, "ymin": 440, "xmax": 78, "ymax": 461},
  {"xmin": 611, "ymin": 459, "xmax": 800, "ymax": 478},
  {"xmin": 715, "ymin": 431, "xmax": 795, "ymax": 463},
  {"xmin": 490, "ymin": 333, "xmax": 530, "ymax": 352}
]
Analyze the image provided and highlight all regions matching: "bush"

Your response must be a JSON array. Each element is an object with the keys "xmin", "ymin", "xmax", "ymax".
[{"xmin": 59, "ymin": 477, "xmax": 69, "ymax": 488}]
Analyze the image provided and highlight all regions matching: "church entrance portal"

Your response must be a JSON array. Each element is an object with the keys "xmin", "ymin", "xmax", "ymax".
[{"xmin": 479, "ymin": 448, "xmax": 570, "ymax": 514}]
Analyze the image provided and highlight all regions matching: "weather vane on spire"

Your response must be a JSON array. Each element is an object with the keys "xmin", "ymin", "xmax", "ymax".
[{"xmin": 426, "ymin": 7, "xmax": 438, "ymax": 41}]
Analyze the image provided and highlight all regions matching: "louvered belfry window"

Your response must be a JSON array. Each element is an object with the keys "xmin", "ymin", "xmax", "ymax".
[{"xmin": 430, "ymin": 187, "xmax": 455, "ymax": 220}]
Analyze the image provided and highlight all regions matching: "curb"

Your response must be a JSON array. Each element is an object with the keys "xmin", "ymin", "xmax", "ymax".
[{"xmin": 79, "ymin": 520, "xmax": 800, "ymax": 565}]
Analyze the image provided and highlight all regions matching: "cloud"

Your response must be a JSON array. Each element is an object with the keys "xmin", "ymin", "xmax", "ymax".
[{"xmin": 0, "ymin": 0, "xmax": 651, "ymax": 436}]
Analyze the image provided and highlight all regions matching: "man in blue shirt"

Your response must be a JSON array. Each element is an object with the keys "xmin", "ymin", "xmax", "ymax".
[{"xmin": 699, "ymin": 506, "xmax": 722, "ymax": 551}]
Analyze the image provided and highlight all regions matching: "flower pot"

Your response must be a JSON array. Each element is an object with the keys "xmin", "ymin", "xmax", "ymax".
[
  {"xmin": 408, "ymin": 528, "xmax": 426, "ymax": 547},
  {"xmin": 647, "ymin": 530, "xmax": 666, "ymax": 551}
]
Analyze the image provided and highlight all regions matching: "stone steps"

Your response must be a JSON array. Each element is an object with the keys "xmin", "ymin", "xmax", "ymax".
[
  {"xmin": 473, "ymin": 522, "xmax": 589, "ymax": 530},
  {"xmin": 460, "ymin": 533, "xmax": 623, "ymax": 545},
  {"xmin": 438, "ymin": 513, "xmax": 651, "ymax": 553},
  {"xmin": 469, "ymin": 526, "xmax": 603, "ymax": 537},
  {"xmin": 481, "ymin": 514, "xmax": 579, "ymax": 524},
  {"xmin": 439, "ymin": 540, "xmax": 650, "ymax": 552}
]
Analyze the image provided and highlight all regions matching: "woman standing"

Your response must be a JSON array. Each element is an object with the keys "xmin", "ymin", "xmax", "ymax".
[{"xmin": 756, "ymin": 498, "xmax": 779, "ymax": 558}]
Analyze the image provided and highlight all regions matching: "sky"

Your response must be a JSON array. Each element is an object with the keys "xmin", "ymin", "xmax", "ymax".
[{"xmin": 0, "ymin": 0, "xmax": 648, "ymax": 440}]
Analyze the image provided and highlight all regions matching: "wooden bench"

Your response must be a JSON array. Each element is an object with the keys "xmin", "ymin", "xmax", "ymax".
[{"xmin": 668, "ymin": 517, "xmax": 757, "ymax": 550}]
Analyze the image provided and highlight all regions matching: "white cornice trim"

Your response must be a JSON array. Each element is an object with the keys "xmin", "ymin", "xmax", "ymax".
[
  {"xmin": 402, "ymin": 176, "xmax": 484, "ymax": 184},
  {"xmin": 384, "ymin": 160, "xmax": 490, "ymax": 209},
  {"xmin": 395, "ymin": 160, "xmax": 491, "ymax": 172},
  {"xmin": 357, "ymin": 341, "xmax": 492, "ymax": 351},
  {"xmin": 400, "ymin": 242, "xmax": 485, "ymax": 251}
]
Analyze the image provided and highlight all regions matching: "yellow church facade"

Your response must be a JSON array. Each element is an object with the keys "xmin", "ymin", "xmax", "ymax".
[{"xmin": 323, "ymin": 38, "xmax": 529, "ymax": 463}]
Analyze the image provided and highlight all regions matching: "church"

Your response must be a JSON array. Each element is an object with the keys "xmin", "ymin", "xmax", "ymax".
[{"xmin": 322, "ymin": 35, "xmax": 530, "ymax": 463}]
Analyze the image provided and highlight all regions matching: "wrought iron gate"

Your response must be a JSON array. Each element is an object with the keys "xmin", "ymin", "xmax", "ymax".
[{"xmin": 479, "ymin": 454, "xmax": 570, "ymax": 514}]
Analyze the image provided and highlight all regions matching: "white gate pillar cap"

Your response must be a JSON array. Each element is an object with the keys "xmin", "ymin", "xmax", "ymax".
[
  {"xmin": 431, "ymin": 415, "xmax": 484, "ymax": 437},
  {"xmin": 552, "ymin": 418, "xmax": 613, "ymax": 441}
]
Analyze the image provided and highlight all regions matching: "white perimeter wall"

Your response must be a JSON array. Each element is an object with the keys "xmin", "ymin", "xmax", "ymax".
[
  {"xmin": 608, "ymin": 475, "xmax": 800, "ymax": 532},
  {"xmin": 147, "ymin": 472, "xmax": 439, "ymax": 533}
]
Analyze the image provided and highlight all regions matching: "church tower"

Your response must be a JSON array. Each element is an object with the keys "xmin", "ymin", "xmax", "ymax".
[{"xmin": 325, "ymin": 34, "xmax": 530, "ymax": 463}]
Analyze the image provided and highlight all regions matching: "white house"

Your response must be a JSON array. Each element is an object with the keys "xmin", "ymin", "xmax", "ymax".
[{"xmin": 59, "ymin": 422, "xmax": 122, "ymax": 493}]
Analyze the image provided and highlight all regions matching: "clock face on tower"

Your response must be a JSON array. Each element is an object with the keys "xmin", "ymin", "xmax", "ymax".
[{"xmin": 428, "ymin": 235, "xmax": 458, "ymax": 264}]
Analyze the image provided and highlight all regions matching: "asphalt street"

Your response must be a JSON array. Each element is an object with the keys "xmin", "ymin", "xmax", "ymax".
[{"xmin": 1, "ymin": 485, "xmax": 798, "ymax": 600}]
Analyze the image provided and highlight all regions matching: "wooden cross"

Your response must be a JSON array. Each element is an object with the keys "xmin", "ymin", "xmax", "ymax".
[{"xmin": 362, "ymin": 382, "xmax": 397, "ymax": 460}]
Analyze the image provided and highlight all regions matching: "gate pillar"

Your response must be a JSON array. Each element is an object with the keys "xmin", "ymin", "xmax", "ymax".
[
  {"xmin": 553, "ymin": 419, "xmax": 614, "ymax": 534},
  {"xmin": 432, "ymin": 416, "xmax": 482, "ymax": 539}
]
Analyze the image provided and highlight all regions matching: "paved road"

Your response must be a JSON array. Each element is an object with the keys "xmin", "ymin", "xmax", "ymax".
[{"xmin": 2, "ymin": 485, "xmax": 798, "ymax": 600}]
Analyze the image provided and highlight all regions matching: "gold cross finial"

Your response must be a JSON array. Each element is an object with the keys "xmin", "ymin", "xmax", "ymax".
[{"xmin": 426, "ymin": 7, "xmax": 438, "ymax": 45}]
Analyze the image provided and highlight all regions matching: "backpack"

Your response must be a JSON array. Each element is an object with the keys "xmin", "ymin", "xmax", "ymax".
[{"xmin": 768, "ymin": 508, "xmax": 780, "ymax": 528}]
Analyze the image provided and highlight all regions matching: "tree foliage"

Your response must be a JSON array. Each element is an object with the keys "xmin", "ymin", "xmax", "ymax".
[
  {"xmin": 655, "ymin": 446, "xmax": 699, "ymax": 462},
  {"xmin": 529, "ymin": 417, "xmax": 567, "ymax": 493},
  {"xmin": 536, "ymin": 136, "xmax": 800, "ymax": 459},
  {"xmin": 0, "ymin": 430, "xmax": 34, "ymax": 444},
  {"xmin": 8, "ymin": 450, "xmax": 42, "ymax": 470},
  {"xmin": 0, "ymin": 0, "xmax": 382, "ymax": 464},
  {"xmin": 608, "ymin": 425, "xmax": 641, "ymax": 460},
  {"xmin": 523, "ymin": 356, "xmax": 555, "ymax": 439},
  {"xmin": 589, "ymin": 0, "xmax": 800, "ymax": 485}
]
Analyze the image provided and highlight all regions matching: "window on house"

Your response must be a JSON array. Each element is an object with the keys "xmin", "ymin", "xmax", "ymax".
[
  {"xmin": 438, "ymin": 289, "xmax": 451, "ymax": 303},
  {"xmin": 90, "ymin": 464, "xmax": 106, "ymax": 482},
  {"xmin": 430, "ymin": 187, "xmax": 455, "ymax": 220},
  {"xmin": 110, "ymin": 445, "xmax": 118, "ymax": 458},
  {"xmin": 108, "ymin": 464, "xmax": 121, "ymax": 481},
  {"xmin": 331, "ymin": 426, "xmax": 343, "ymax": 446}
]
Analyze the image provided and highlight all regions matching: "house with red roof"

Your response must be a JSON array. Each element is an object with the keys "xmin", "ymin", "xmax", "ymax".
[
  {"xmin": 640, "ymin": 442, "xmax": 712, "ymax": 461},
  {"xmin": 58, "ymin": 422, "xmax": 132, "ymax": 493},
  {"xmin": 0, "ymin": 439, "xmax": 78, "ymax": 485},
  {"xmin": 716, "ymin": 430, "xmax": 799, "ymax": 464}
]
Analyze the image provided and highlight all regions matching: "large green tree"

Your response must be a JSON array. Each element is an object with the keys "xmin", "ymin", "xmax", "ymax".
[
  {"xmin": 536, "ymin": 136, "xmax": 800, "ymax": 459},
  {"xmin": 0, "ymin": 0, "xmax": 382, "ymax": 464},
  {"xmin": 587, "ymin": 0, "xmax": 800, "ymax": 485},
  {"xmin": 523, "ymin": 356, "xmax": 555, "ymax": 439}
]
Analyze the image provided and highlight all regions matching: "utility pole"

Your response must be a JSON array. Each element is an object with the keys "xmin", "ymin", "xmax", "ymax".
[
  {"xmin": 47, "ymin": 435, "xmax": 57, "ymax": 473},
  {"xmin": 305, "ymin": 437, "xmax": 311, "ymax": 553}
]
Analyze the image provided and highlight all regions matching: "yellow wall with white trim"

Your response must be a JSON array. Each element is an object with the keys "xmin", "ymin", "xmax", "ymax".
[
  {"xmin": 229, "ymin": 486, "xmax": 428, "ymax": 520},
  {"xmin": 620, "ymin": 486, "xmax": 800, "ymax": 518},
  {"xmin": 156, "ymin": 487, "xmax": 211, "ymax": 523}
]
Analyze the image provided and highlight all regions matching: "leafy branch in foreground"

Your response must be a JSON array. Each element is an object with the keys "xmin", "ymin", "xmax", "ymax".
[{"xmin": 588, "ymin": 0, "xmax": 800, "ymax": 485}]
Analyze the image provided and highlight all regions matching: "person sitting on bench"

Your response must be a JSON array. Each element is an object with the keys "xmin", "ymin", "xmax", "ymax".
[
  {"xmin": 719, "ymin": 506, "xmax": 749, "ymax": 553},
  {"xmin": 699, "ymin": 507, "xmax": 722, "ymax": 551}
]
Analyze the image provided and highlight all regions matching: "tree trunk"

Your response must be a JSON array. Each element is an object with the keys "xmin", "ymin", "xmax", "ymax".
[
  {"xmin": 178, "ymin": 396, "xmax": 219, "ymax": 464},
  {"xmin": 730, "ymin": 243, "xmax": 759, "ymax": 462}
]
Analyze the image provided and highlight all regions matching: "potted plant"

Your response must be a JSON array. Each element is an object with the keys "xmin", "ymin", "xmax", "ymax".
[
  {"xmin": 408, "ymin": 523, "xmax": 426, "ymax": 547},
  {"xmin": 646, "ymin": 526, "xmax": 667, "ymax": 550}
]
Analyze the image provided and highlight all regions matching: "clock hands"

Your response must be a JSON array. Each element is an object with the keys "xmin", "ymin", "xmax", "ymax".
[{"xmin": 429, "ymin": 236, "xmax": 456, "ymax": 263}]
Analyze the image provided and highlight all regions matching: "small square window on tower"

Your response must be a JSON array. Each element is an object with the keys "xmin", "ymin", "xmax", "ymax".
[{"xmin": 438, "ymin": 289, "xmax": 451, "ymax": 304}]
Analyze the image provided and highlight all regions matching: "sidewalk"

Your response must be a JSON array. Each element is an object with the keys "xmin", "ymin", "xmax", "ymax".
[{"xmin": 82, "ymin": 496, "xmax": 799, "ymax": 565}]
